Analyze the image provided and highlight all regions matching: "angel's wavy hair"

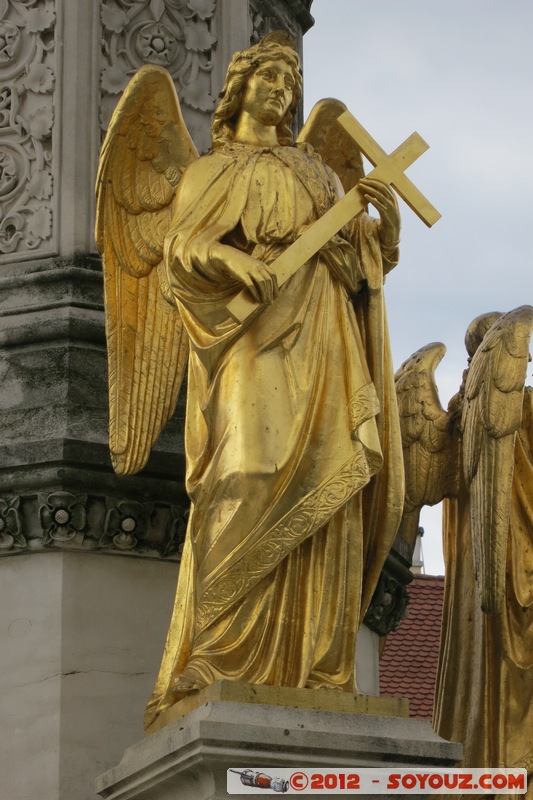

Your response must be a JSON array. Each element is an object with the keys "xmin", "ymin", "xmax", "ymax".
[{"xmin": 211, "ymin": 37, "xmax": 302, "ymax": 148}]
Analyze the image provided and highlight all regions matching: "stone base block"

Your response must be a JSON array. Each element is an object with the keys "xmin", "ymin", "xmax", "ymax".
[
  {"xmin": 0, "ymin": 552, "xmax": 179, "ymax": 800},
  {"xmin": 96, "ymin": 684, "xmax": 462, "ymax": 800},
  {"xmin": 145, "ymin": 680, "xmax": 409, "ymax": 734}
]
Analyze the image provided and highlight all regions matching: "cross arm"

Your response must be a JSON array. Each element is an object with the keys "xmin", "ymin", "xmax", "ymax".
[
  {"xmin": 227, "ymin": 110, "xmax": 440, "ymax": 322},
  {"xmin": 337, "ymin": 111, "xmax": 441, "ymax": 228}
]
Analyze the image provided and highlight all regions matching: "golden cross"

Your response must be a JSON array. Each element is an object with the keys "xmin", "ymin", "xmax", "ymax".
[{"xmin": 227, "ymin": 109, "xmax": 441, "ymax": 322}]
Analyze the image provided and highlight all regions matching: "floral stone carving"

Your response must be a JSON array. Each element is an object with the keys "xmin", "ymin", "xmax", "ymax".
[
  {"xmin": 101, "ymin": 497, "xmax": 154, "ymax": 551},
  {"xmin": 163, "ymin": 504, "xmax": 188, "ymax": 558},
  {"xmin": 39, "ymin": 492, "xmax": 87, "ymax": 545},
  {"xmin": 0, "ymin": 492, "xmax": 188, "ymax": 558},
  {"xmin": 0, "ymin": 0, "xmax": 56, "ymax": 261},
  {"xmin": 100, "ymin": 0, "xmax": 217, "ymax": 132},
  {"xmin": 0, "ymin": 497, "xmax": 25, "ymax": 550}
]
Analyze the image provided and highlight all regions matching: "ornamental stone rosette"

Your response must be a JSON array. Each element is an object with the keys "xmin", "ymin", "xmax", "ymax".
[{"xmin": 39, "ymin": 491, "xmax": 87, "ymax": 544}]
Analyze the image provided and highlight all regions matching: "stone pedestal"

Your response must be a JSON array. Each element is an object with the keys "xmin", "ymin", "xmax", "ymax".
[{"xmin": 96, "ymin": 684, "xmax": 462, "ymax": 800}]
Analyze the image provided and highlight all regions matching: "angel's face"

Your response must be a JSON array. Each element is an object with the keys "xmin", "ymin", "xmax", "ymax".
[{"xmin": 240, "ymin": 58, "xmax": 295, "ymax": 128}]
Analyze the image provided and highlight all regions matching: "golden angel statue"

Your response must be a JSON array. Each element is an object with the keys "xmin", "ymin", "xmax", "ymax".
[
  {"xmin": 96, "ymin": 32, "xmax": 405, "ymax": 732},
  {"xmin": 395, "ymin": 306, "xmax": 533, "ymax": 792}
]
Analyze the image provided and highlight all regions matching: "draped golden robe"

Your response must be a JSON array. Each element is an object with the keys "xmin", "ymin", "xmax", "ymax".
[
  {"xmin": 145, "ymin": 141, "xmax": 404, "ymax": 729},
  {"xmin": 435, "ymin": 389, "xmax": 533, "ymax": 796}
]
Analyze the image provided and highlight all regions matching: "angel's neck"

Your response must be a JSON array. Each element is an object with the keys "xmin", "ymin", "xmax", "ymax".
[{"xmin": 234, "ymin": 112, "xmax": 279, "ymax": 147}]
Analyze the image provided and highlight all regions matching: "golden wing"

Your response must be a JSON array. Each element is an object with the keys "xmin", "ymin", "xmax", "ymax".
[
  {"xmin": 462, "ymin": 305, "xmax": 533, "ymax": 612},
  {"xmin": 297, "ymin": 98, "xmax": 365, "ymax": 193},
  {"xmin": 394, "ymin": 342, "xmax": 455, "ymax": 552},
  {"xmin": 96, "ymin": 65, "xmax": 198, "ymax": 475}
]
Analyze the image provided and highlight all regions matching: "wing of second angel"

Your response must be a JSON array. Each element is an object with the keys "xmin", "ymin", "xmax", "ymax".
[
  {"xmin": 297, "ymin": 98, "xmax": 365, "ymax": 193},
  {"xmin": 394, "ymin": 342, "xmax": 454, "ymax": 549},
  {"xmin": 462, "ymin": 305, "xmax": 533, "ymax": 612},
  {"xmin": 96, "ymin": 65, "xmax": 198, "ymax": 475}
]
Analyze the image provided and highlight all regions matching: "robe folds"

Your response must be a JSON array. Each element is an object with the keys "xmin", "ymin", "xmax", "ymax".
[
  {"xmin": 435, "ymin": 389, "xmax": 533, "ymax": 795},
  {"xmin": 145, "ymin": 141, "xmax": 404, "ymax": 729}
]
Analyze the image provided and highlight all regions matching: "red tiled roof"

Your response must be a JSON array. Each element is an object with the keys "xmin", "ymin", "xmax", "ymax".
[{"xmin": 379, "ymin": 574, "xmax": 444, "ymax": 720}]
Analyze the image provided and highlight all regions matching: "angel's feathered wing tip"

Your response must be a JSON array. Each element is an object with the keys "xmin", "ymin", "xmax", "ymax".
[{"xmin": 111, "ymin": 451, "xmax": 128, "ymax": 476}]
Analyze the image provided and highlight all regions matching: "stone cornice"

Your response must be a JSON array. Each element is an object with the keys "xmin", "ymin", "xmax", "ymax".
[{"xmin": 0, "ymin": 489, "xmax": 189, "ymax": 560}]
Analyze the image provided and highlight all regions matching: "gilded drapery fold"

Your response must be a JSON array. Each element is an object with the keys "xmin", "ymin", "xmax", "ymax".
[{"xmin": 434, "ymin": 389, "xmax": 533, "ymax": 783}]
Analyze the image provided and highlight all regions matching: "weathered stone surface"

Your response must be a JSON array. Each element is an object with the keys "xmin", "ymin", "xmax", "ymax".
[
  {"xmin": 0, "ymin": 552, "xmax": 179, "ymax": 800},
  {"xmin": 147, "ymin": 679, "xmax": 408, "ymax": 734},
  {"xmin": 251, "ymin": 0, "xmax": 314, "ymax": 47},
  {"xmin": 0, "ymin": 254, "xmax": 188, "ymax": 557},
  {"xmin": 97, "ymin": 696, "xmax": 461, "ymax": 800}
]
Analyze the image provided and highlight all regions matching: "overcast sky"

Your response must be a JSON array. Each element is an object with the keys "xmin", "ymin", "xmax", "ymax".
[{"xmin": 303, "ymin": 1, "xmax": 533, "ymax": 573}]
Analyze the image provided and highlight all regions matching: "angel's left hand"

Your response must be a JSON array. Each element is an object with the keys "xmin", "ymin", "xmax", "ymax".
[{"xmin": 358, "ymin": 177, "xmax": 400, "ymax": 247}]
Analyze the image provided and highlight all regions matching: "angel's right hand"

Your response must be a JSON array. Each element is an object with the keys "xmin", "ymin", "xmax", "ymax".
[{"xmin": 210, "ymin": 243, "xmax": 279, "ymax": 305}]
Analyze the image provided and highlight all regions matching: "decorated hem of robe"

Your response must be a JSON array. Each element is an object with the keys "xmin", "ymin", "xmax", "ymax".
[
  {"xmin": 349, "ymin": 382, "xmax": 381, "ymax": 434},
  {"xmin": 195, "ymin": 441, "xmax": 383, "ymax": 634}
]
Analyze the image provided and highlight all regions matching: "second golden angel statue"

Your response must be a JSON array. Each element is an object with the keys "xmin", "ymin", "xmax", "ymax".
[
  {"xmin": 394, "ymin": 306, "xmax": 533, "ymax": 785},
  {"xmin": 96, "ymin": 32, "xmax": 406, "ymax": 731}
]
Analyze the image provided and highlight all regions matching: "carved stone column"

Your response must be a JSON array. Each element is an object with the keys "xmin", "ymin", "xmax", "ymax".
[{"xmin": 0, "ymin": 3, "xmax": 313, "ymax": 800}]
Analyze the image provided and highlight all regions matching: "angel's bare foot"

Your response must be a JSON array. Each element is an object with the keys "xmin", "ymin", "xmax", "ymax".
[{"xmin": 173, "ymin": 674, "xmax": 206, "ymax": 694}]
